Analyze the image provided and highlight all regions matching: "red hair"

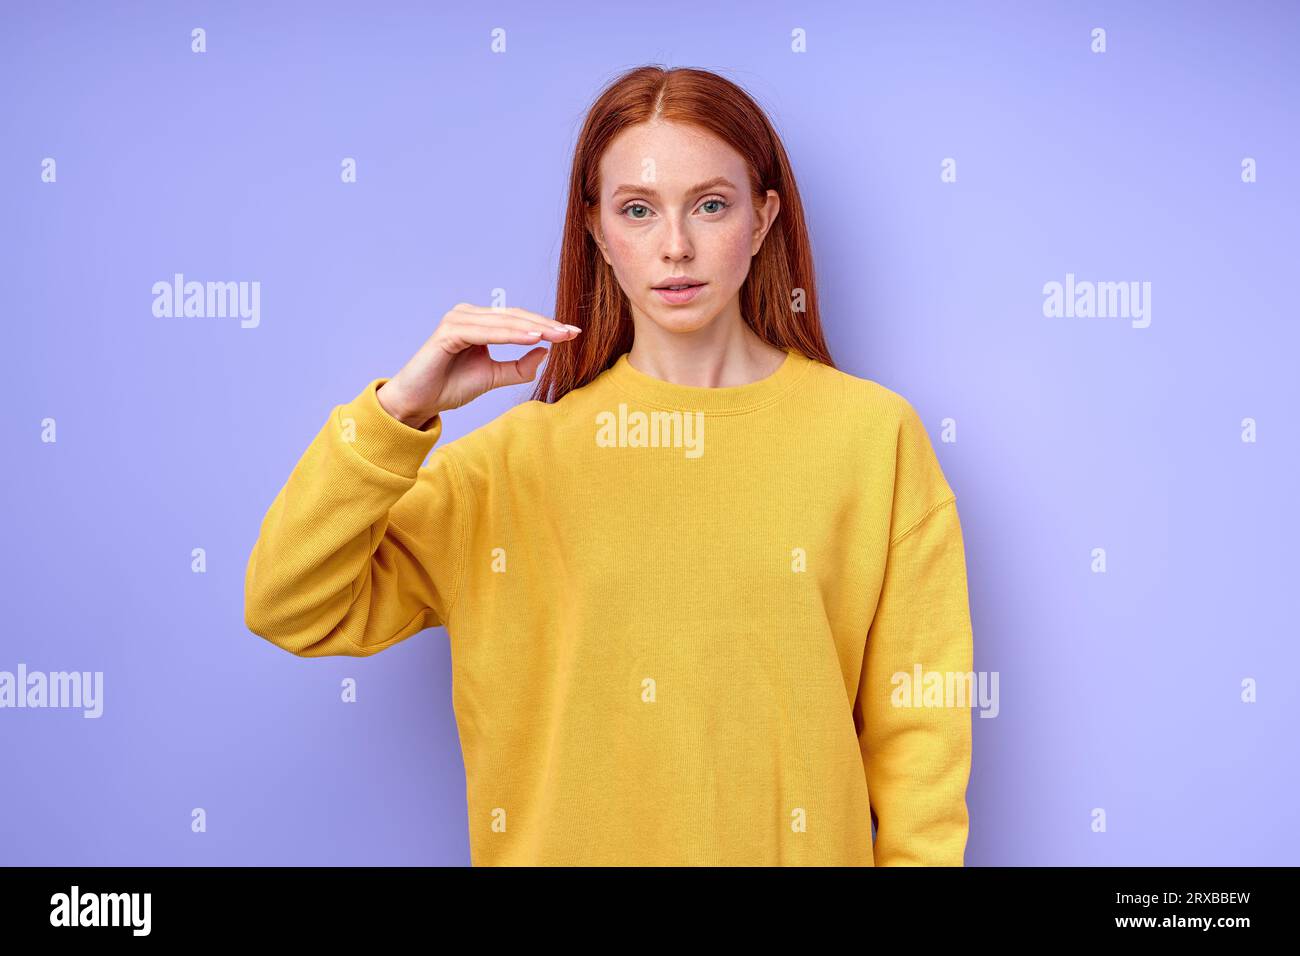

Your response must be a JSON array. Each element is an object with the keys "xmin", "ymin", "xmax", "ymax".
[{"xmin": 530, "ymin": 64, "xmax": 837, "ymax": 404}]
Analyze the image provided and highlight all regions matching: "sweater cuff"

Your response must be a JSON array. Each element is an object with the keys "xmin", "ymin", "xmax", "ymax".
[{"xmin": 337, "ymin": 377, "xmax": 443, "ymax": 479}]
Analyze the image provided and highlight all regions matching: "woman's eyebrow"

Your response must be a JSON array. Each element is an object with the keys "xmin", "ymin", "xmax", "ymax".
[{"xmin": 609, "ymin": 176, "xmax": 739, "ymax": 200}]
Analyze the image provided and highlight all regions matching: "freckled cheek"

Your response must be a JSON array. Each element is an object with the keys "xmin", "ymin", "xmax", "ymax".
[
  {"xmin": 711, "ymin": 219, "xmax": 756, "ymax": 282},
  {"xmin": 603, "ymin": 229, "xmax": 649, "ymax": 284},
  {"xmin": 606, "ymin": 231, "xmax": 640, "ymax": 263}
]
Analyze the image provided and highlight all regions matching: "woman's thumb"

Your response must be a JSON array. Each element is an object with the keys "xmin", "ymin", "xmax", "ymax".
[{"xmin": 495, "ymin": 346, "xmax": 549, "ymax": 387}]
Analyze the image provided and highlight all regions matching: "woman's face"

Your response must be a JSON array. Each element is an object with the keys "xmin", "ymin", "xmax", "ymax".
[{"xmin": 589, "ymin": 119, "xmax": 780, "ymax": 337}]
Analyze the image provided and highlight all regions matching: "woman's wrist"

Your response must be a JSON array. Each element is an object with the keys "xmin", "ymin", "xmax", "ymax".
[{"xmin": 376, "ymin": 381, "xmax": 436, "ymax": 430}]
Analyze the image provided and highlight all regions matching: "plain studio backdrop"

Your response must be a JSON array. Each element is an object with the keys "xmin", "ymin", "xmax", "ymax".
[{"xmin": 1, "ymin": 0, "xmax": 1296, "ymax": 865}]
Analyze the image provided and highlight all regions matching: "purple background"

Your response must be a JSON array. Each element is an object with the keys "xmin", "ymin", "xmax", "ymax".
[{"xmin": 2, "ymin": 0, "xmax": 1297, "ymax": 865}]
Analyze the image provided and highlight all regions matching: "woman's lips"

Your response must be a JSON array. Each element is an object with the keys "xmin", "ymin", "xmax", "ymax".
[{"xmin": 653, "ymin": 283, "xmax": 706, "ymax": 304}]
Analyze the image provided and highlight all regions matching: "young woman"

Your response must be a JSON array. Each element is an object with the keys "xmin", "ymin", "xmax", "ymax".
[{"xmin": 245, "ymin": 65, "xmax": 975, "ymax": 867}]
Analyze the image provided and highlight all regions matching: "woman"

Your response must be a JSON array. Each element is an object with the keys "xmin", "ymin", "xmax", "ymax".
[{"xmin": 244, "ymin": 65, "xmax": 975, "ymax": 867}]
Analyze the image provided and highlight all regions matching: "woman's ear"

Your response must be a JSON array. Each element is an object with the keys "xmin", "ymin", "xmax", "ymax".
[
  {"xmin": 751, "ymin": 189, "xmax": 781, "ymax": 256},
  {"xmin": 586, "ymin": 207, "xmax": 613, "ymax": 265}
]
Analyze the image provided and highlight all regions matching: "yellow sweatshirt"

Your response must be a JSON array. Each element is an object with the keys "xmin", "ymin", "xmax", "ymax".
[{"xmin": 244, "ymin": 347, "xmax": 975, "ymax": 866}]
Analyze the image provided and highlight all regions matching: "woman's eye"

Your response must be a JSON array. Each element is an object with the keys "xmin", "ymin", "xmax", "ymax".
[{"xmin": 619, "ymin": 198, "xmax": 729, "ymax": 219}]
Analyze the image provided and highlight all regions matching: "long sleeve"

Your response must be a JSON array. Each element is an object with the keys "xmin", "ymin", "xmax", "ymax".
[
  {"xmin": 854, "ymin": 395, "xmax": 974, "ymax": 866},
  {"xmin": 244, "ymin": 377, "xmax": 469, "ymax": 658},
  {"xmin": 856, "ymin": 494, "xmax": 974, "ymax": 865}
]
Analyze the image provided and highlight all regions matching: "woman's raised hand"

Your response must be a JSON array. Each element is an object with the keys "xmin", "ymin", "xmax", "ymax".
[{"xmin": 376, "ymin": 304, "xmax": 581, "ymax": 429}]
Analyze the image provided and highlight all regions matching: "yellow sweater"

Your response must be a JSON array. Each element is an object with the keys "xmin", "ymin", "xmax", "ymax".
[{"xmin": 244, "ymin": 348, "xmax": 974, "ymax": 866}]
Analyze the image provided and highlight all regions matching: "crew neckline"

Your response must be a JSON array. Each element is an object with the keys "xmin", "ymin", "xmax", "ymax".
[{"xmin": 603, "ymin": 347, "xmax": 814, "ymax": 415}]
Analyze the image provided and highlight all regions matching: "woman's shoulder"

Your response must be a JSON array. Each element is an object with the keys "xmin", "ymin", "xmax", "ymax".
[
  {"xmin": 803, "ymin": 358, "xmax": 953, "ymax": 497},
  {"xmin": 802, "ymin": 355, "xmax": 928, "ymax": 427},
  {"xmin": 816, "ymin": 361, "xmax": 961, "ymax": 515}
]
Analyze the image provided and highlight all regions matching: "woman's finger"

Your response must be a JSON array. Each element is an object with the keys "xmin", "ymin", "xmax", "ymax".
[
  {"xmin": 457, "ymin": 304, "xmax": 581, "ymax": 332},
  {"xmin": 443, "ymin": 322, "xmax": 558, "ymax": 348},
  {"xmin": 457, "ymin": 312, "xmax": 579, "ymax": 340},
  {"xmin": 491, "ymin": 346, "xmax": 550, "ymax": 388}
]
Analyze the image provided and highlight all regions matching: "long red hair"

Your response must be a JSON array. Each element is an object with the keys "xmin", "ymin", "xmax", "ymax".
[{"xmin": 529, "ymin": 64, "xmax": 836, "ymax": 404}]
